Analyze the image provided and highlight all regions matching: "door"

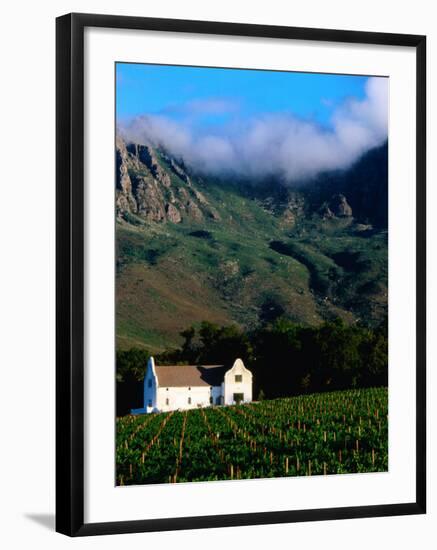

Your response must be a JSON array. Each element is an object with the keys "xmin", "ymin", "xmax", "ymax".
[{"xmin": 233, "ymin": 393, "xmax": 244, "ymax": 404}]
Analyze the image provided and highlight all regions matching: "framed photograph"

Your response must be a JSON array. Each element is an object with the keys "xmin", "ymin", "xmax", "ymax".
[{"xmin": 56, "ymin": 13, "xmax": 426, "ymax": 536}]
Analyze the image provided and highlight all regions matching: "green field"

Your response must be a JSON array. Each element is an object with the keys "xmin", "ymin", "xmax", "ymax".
[{"xmin": 116, "ymin": 387, "xmax": 388, "ymax": 485}]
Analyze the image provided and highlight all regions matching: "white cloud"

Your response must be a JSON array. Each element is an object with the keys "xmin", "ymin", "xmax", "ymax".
[{"xmin": 119, "ymin": 77, "xmax": 388, "ymax": 183}]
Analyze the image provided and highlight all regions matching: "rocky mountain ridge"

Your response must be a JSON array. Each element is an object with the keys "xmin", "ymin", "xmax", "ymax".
[
  {"xmin": 116, "ymin": 137, "xmax": 220, "ymax": 224},
  {"xmin": 115, "ymin": 136, "xmax": 383, "ymax": 230}
]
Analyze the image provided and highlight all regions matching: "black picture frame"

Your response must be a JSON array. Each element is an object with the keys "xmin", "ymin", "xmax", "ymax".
[{"xmin": 56, "ymin": 12, "xmax": 426, "ymax": 537}]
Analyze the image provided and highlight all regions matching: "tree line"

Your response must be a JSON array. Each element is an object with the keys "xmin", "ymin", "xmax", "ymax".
[{"xmin": 116, "ymin": 318, "xmax": 387, "ymax": 415}]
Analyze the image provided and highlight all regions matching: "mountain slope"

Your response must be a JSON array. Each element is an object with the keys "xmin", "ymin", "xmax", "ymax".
[
  {"xmin": 307, "ymin": 142, "xmax": 388, "ymax": 228},
  {"xmin": 116, "ymin": 137, "xmax": 388, "ymax": 352}
]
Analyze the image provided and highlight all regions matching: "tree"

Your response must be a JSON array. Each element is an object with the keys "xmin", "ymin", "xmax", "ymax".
[
  {"xmin": 116, "ymin": 348, "xmax": 150, "ymax": 416},
  {"xmin": 179, "ymin": 321, "xmax": 253, "ymax": 366},
  {"xmin": 116, "ymin": 348, "xmax": 150, "ymax": 382},
  {"xmin": 257, "ymin": 389, "xmax": 266, "ymax": 401},
  {"xmin": 314, "ymin": 319, "xmax": 361, "ymax": 390},
  {"xmin": 180, "ymin": 326, "xmax": 196, "ymax": 361}
]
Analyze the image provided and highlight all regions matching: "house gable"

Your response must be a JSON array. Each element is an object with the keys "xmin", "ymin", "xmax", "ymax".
[{"xmin": 223, "ymin": 358, "xmax": 253, "ymax": 405}]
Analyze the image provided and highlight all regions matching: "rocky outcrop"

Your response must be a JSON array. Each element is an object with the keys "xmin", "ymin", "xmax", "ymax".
[
  {"xmin": 281, "ymin": 193, "xmax": 305, "ymax": 227},
  {"xmin": 169, "ymin": 158, "xmax": 190, "ymax": 184},
  {"xmin": 127, "ymin": 143, "xmax": 172, "ymax": 188},
  {"xmin": 306, "ymin": 142, "xmax": 387, "ymax": 228},
  {"xmin": 317, "ymin": 194, "xmax": 353, "ymax": 220},
  {"xmin": 329, "ymin": 194, "xmax": 353, "ymax": 217},
  {"xmin": 132, "ymin": 176, "xmax": 166, "ymax": 222},
  {"xmin": 165, "ymin": 203, "xmax": 182, "ymax": 223},
  {"xmin": 116, "ymin": 137, "xmax": 219, "ymax": 224},
  {"xmin": 116, "ymin": 137, "xmax": 137, "ymax": 213},
  {"xmin": 319, "ymin": 203, "xmax": 335, "ymax": 220}
]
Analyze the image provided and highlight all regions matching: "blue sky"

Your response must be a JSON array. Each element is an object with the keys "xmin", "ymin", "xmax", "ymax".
[
  {"xmin": 116, "ymin": 63, "xmax": 387, "ymax": 182},
  {"xmin": 116, "ymin": 63, "xmax": 368, "ymax": 129}
]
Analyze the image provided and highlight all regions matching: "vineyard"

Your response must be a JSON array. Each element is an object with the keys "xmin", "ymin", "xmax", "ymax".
[{"xmin": 116, "ymin": 387, "xmax": 388, "ymax": 485}]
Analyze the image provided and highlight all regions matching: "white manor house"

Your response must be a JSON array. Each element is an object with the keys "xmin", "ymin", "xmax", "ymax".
[{"xmin": 132, "ymin": 357, "xmax": 253, "ymax": 414}]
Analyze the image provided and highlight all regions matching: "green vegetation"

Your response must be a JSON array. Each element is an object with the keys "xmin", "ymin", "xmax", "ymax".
[
  {"xmin": 116, "ymin": 347, "xmax": 150, "ymax": 383},
  {"xmin": 116, "ymin": 317, "xmax": 387, "ymax": 414},
  {"xmin": 114, "ymin": 143, "xmax": 389, "ymax": 486},
  {"xmin": 162, "ymin": 317, "xmax": 387, "ymax": 396},
  {"xmin": 116, "ymin": 176, "xmax": 387, "ymax": 352},
  {"xmin": 116, "ymin": 387, "xmax": 388, "ymax": 485}
]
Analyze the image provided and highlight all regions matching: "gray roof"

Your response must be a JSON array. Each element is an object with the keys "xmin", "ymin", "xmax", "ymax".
[{"xmin": 155, "ymin": 364, "xmax": 228, "ymax": 388}]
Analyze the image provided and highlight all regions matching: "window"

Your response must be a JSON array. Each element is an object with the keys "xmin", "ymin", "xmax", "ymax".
[
  {"xmin": 166, "ymin": 398, "xmax": 169, "ymax": 405},
  {"xmin": 216, "ymin": 397, "xmax": 221, "ymax": 405},
  {"xmin": 148, "ymin": 399, "xmax": 152, "ymax": 407},
  {"xmin": 148, "ymin": 379, "xmax": 152, "ymax": 388},
  {"xmin": 188, "ymin": 397, "xmax": 192, "ymax": 404},
  {"xmin": 235, "ymin": 374, "xmax": 242, "ymax": 383}
]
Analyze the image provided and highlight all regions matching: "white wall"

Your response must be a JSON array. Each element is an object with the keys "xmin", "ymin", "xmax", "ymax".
[
  {"xmin": 156, "ymin": 385, "xmax": 221, "ymax": 411},
  {"xmin": 0, "ymin": 1, "xmax": 435, "ymax": 549}
]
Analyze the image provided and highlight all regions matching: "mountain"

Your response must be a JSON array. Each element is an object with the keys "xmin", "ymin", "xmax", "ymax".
[
  {"xmin": 307, "ymin": 142, "xmax": 388, "ymax": 228},
  {"xmin": 116, "ymin": 137, "xmax": 388, "ymax": 352}
]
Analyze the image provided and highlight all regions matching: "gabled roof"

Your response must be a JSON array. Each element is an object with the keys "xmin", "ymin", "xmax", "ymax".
[{"xmin": 155, "ymin": 364, "xmax": 228, "ymax": 388}]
